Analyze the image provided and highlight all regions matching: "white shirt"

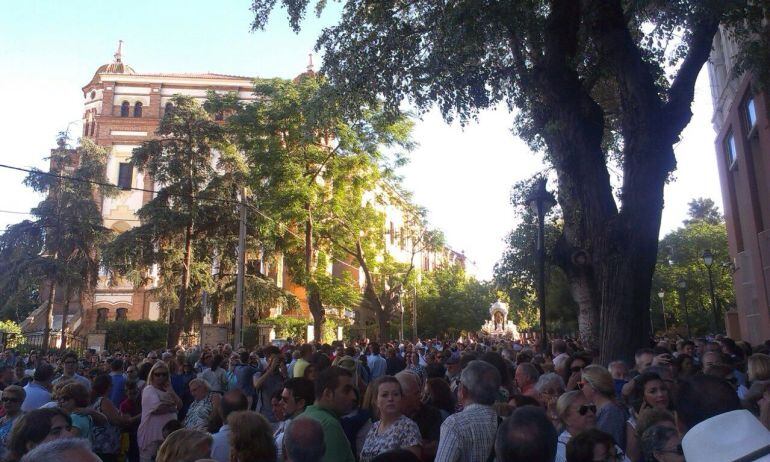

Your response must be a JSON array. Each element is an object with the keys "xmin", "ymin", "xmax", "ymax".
[
  {"xmin": 22, "ymin": 382, "xmax": 51, "ymax": 412},
  {"xmin": 210, "ymin": 424, "xmax": 231, "ymax": 462}
]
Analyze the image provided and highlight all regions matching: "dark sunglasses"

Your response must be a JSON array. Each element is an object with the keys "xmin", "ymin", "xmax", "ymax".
[
  {"xmin": 658, "ymin": 444, "xmax": 684, "ymax": 456},
  {"xmin": 570, "ymin": 366, "xmax": 584, "ymax": 373},
  {"xmin": 578, "ymin": 404, "xmax": 597, "ymax": 415},
  {"xmin": 153, "ymin": 372, "xmax": 169, "ymax": 377}
]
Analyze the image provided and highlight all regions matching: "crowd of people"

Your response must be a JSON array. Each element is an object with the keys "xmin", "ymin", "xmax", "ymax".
[{"xmin": 0, "ymin": 334, "xmax": 767, "ymax": 462}]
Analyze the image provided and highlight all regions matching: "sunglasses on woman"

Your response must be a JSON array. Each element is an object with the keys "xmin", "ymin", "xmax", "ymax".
[{"xmin": 578, "ymin": 404, "xmax": 597, "ymax": 415}]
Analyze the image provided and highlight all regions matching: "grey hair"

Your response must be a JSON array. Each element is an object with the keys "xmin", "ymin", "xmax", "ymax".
[
  {"xmin": 460, "ymin": 360, "xmax": 501, "ymax": 405},
  {"xmin": 641, "ymin": 424, "xmax": 678, "ymax": 462},
  {"xmin": 20, "ymin": 437, "xmax": 94, "ymax": 462},
  {"xmin": 535, "ymin": 372, "xmax": 566, "ymax": 393},
  {"xmin": 189, "ymin": 378, "xmax": 210, "ymax": 391},
  {"xmin": 285, "ymin": 417, "xmax": 325, "ymax": 462}
]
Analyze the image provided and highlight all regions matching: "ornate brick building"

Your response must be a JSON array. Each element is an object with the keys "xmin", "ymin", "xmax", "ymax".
[{"xmin": 22, "ymin": 44, "xmax": 466, "ymax": 344}]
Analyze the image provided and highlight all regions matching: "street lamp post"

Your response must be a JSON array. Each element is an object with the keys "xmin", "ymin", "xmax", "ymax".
[
  {"xmin": 701, "ymin": 249, "xmax": 720, "ymax": 334},
  {"xmin": 677, "ymin": 277, "xmax": 692, "ymax": 338},
  {"xmin": 657, "ymin": 290, "xmax": 668, "ymax": 332},
  {"xmin": 525, "ymin": 178, "xmax": 557, "ymax": 354}
]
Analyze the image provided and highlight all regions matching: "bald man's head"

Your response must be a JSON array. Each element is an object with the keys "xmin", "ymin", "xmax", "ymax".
[{"xmin": 284, "ymin": 417, "xmax": 325, "ymax": 462}]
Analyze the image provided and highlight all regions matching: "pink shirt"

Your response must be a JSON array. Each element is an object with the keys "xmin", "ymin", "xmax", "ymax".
[{"xmin": 137, "ymin": 384, "xmax": 177, "ymax": 458}]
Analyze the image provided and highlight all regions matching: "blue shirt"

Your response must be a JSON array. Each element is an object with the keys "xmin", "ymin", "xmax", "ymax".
[
  {"xmin": 109, "ymin": 372, "xmax": 126, "ymax": 407},
  {"xmin": 367, "ymin": 354, "xmax": 387, "ymax": 380}
]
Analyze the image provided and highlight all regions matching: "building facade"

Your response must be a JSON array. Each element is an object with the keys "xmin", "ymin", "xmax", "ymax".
[
  {"xmin": 23, "ymin": 46, "xmax": 466, "ymax": 342},
  {"xmin": 707, "ymin": 28, "xmax": 770, "ymax": 344}
]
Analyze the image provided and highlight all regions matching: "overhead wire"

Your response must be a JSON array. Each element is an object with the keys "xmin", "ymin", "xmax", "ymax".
[{"xmin": 0, "ymin": 162, "xmax": 364, "ymax": 270}]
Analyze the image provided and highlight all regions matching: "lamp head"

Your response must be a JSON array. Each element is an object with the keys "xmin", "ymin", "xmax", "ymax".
[
  {"xmin": 525, "ymin": 177, "xmax": 556, "ymax": 216},
  {"xmin": 677, "ymin": 277, "xmax": 687, "ymax": 290},
  {"xmin": 702, "ymin": 249, "xmax": 714, "ymax": 267}
]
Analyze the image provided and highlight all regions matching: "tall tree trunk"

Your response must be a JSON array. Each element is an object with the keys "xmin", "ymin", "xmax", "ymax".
[
  {"xmin": 309, "ymin": 287, "xmax": 324, "ymax": 342},
  {"xmin": 42, "ymin": 279, "xmax": 56, "ymax": 353},
  {"xmin": 168, "ymin": 221, "xmax": 193, "ymax": 348},
  {"xmin": 59, "ymin": 287, "xmax": 72, "ymax": 351}
]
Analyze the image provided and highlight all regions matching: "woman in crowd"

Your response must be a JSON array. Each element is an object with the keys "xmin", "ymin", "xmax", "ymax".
[
  {"xmin": 563, "ymin": 353, "xmax": 592, "ymax": 391},
  {"xmin": 57, "ymin": 381, "xmax": 105, "ymax": 441},
  {"xmin": 580, "ymin": 365, "xmax": 627, "ymax": 450},
  {"xmin": 0, "ymin": 385, "xmax": 25, "ymax": 459},
  {"xmin": 359, "ymin": 376, "xmax": 421, "ymax": 462},
  {"xmin": 743, "ymin": 353, "xmax": 770, "ymax": 413},
  {"xmin": 556, "ymin": 391, "xmax": 598, "ymax": 462},
  {"xmin": 91, "ymin": 374, "xmax": 135, "ymax": 462},
  {"xmin": 566, "ymin": 428, "xmax": 623, "ymax": 462},
  {"xmin": 640, "ymin": 424, "xmax": 684, "ymax": 462},
  {"xmin": 228, "ymin": 410, "xmax": 277, "ymax": 462},
  {"xmin": 671, "ymin": 354, "xmax": 696, "ymax": 380},
  {"xmin": 182, "ymin": 378, "xmax": 220, "ymax": 431},
  {"xmin": 155, "ymin": 428, "xmax": 213, "ymax": 462},
  {"xmin": 625, "ymin": 372, "xmax": 673, "ymax": 461},
  {"xmin": 5, "ymin": 408, "xmax": 74, "ymax": 462},
  {"xmin": 138, "ymin": 361, "xmax": 182, "ymax": 462}
]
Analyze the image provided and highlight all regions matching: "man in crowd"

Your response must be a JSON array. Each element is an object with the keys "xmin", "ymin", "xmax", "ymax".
[
  {"xmin": 552, "ymin": 339, "xmax": 569, "ymax": 374},
  {"xmin": 211, "ymin": 389, "xmax": 249, "ymax": 462},
  {"xmin": 435, "ymin": 360, "xmax": 501, "ymax": 462},
  {"xmin": 284, "ymin": 417, "xmax": 326, "ymax": 462},
  {"xmin": 397, "ymin": 370, "xmax": 444, "ymax": 460},
  {"xmin": 300, "ymin": 366, "xmax": 356, "ymax": 462},
  {"xmin": 386, "ymin": 346, "xmax": 405, "ymax": 376},
  {"xmin": 52, "ymin": 352, "xmax": 90, "ymax": 391},
  {"xmin": 253, "ymin": 346, "xmax": 287, "ymax": 422},
  {"xmin": 108, "ymin": 358, "xmax": 126, "ymax": 406},
  {"xmin": 21, "ymin": 363, "xmax": 54, "ymax": 412},
  {"xmin": 495, "ymin": 406, "xmax": 557, "ymax": 462},
  {"xmin": 514, "ymin": 362, "xmax": 540, "ymax": 398},
  {"xmin": 275, "ymin": 378, "xmax": 315, "ymax": 460},
  {"xmin": 367, "ymin": 342, "xmax": 387, "ymax": 380},
  {"xmin": 292, "ymin": 344, "xmax": 313, "ymax": 379}
]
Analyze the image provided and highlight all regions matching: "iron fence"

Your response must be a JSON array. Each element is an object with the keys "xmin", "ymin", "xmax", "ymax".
[{"xmin": 8, "ymin": 330, "xmax": 86, "ymax": 354}]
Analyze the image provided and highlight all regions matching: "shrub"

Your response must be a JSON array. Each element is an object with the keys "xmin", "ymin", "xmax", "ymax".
[{"xmin": 105, "ymin": 320, "xmax": 167, "ymax": 353}]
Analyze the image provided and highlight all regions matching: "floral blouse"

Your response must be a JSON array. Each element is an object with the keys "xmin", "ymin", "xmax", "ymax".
[{"xmin": 359, "ymin": 414, "xmax": 421, "ymax": 462}]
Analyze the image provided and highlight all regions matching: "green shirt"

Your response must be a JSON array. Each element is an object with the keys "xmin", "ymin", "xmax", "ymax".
[{"xmin": 300, "ymin": 404, "xmax": 355, "ymax": 462}]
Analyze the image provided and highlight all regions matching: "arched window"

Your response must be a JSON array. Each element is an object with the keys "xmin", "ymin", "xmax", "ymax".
[
  {"xmin": 215, "ymin": 112, "xmax": 224, "ymax": 121},
  {"xmin": 164, "ymin": 102, "xmax": 174, "ymax": 115},
  {"xmin": 116, "ymin": 308, "xmax": 128, "ymax": 321},
  {"xmin": 120, "ymin": 101, "xmax": 130, "ymax": 117},
  {"xmin": 133, "ymin": 102, "xmax": 143, "ymax": 118},
  {"xmin": 90, "ymin": 91, "xmax": 96, "ymax": 99},
  {"xmin": 96, "ymin": 308, "xmax": 109, "ymax": 326},
  {"xmin": 90, "ymin": 121, "xmax": 96, "ymax": 137}
]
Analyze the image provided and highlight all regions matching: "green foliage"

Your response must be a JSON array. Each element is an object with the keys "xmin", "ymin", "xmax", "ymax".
[
  {"xmin": 652, "ymin": 200, "xmax": 732, "ymax": 335},
  {"xmin": 105, "ymin": 320, "xmax": 168, "ymax": 353},
  {"xmin": 0, "ymin": 320, "xmax": 22, "ymax": 348},
  {"xmin": 0, "ymin": 135, "xmax": 114, "ymax": 330},
  {"xmin": 410, "ymin": 266, "xmax": 494, "ymax": 339}
]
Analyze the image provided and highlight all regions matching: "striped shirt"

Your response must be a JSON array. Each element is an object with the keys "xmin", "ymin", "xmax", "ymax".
[{"xmin": 435, "ymin": 403, "xmax": 498, "ymax": 462}]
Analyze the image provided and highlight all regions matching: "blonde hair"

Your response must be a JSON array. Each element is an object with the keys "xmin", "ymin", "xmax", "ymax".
[
  {"xmin": 556, "ymin": 390, "xmax": 585, "ymax": 422},
  {"xmin": 148, "ymin": 360, "xmax": 170, "ymax": 386},
  {"xmin": 581, "ymin": 365, "xmax": 615, "ymax": 397},
  {"xmin": 748, "ymin": 354, "xmax": 770, "ymax": 382},
  {"xmin": 156, "ymin": 428, "xmax": 213, "ymax": 462},
  {"xmin": 227, "ymin": 411, "xmax": 276, "ymax": 462}
]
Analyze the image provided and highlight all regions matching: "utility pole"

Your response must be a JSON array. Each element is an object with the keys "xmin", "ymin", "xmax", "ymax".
[
  {"xmin": 412, "ymin": 285, "xmax": 417, "ymax": 340},
  {"xmin": 233, "ymin": 187, "xmax": 247, "ymax": 348}
]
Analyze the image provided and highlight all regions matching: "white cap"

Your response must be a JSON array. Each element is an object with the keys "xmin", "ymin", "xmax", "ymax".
[{"xmin": 682, "ymin": 410, "xmax": 770, "ymax": 462}]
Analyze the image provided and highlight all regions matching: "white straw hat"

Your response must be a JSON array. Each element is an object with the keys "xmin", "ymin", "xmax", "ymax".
[{"xmin": 682, "ymin": 410, "xmax": 770, "ymax": 462}]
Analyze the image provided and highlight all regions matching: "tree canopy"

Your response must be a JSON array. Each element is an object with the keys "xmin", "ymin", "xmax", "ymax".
[{"xmin": 250, "ymin": 0, "xmax": 770, "ymax": 361}]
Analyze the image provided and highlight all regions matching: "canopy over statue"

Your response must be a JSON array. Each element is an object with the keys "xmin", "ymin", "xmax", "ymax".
[{"xmin": 481, "ymin": 300, "xmax": 519, "ymax": 339}]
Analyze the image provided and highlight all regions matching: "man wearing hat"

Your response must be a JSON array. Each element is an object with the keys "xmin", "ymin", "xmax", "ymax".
[{"xmin": 445, "ymin": 353, "xmax": 462, "ymax": 399}]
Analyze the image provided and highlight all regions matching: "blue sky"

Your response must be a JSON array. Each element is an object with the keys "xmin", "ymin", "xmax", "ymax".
[{"xmin": 0, "ymin": 1, "xmax": 723, "ymax": 279}]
